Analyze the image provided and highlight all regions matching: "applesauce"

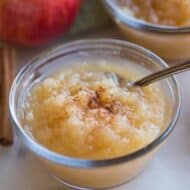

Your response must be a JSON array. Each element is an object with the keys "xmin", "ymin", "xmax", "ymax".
[
  {"xmin": 10, "ymin": 39, "xmax": 180, "ymax": 189},
  {"xmin": 120, "ymin": 0, "xmax": 190, "ymax": 26},
  {"xmin": 21, "ymin": 60, "xmax": 168, "ymax": 160}
]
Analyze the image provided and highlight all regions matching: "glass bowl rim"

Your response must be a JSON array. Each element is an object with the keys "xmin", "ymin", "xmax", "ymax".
[
  {"xmin": 103, "ymin": 0, "xmax": 190, "ymax": 33},
  {"xmin": 9, "ymin": 39, "xmax": 181, "ymax": 168}
]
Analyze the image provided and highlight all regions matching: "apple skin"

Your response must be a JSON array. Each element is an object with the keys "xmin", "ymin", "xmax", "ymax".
[{"xmin": 0, "ymin": 0, "xmax": 82, "ymax": 47}]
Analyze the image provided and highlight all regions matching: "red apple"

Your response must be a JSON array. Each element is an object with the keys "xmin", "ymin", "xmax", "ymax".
[{"xmin": 0, "ymin": 0, "xmax": 82, "ymax": 47}]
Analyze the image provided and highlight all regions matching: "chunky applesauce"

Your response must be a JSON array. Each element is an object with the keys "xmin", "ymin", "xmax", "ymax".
[
  {"xmin": 21, "ymin": 62, "xmax": 168, "ymax": 159},
  {"xmin": 120, "ymin": 0, "xmax": 190, "ymax": 26}
]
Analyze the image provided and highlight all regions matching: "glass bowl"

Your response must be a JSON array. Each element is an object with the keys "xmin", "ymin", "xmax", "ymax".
[
  {"xmin": 9, "ymin": 39, "xmax": 181, "ymax": 189},
  {"xmin": 103, "ymin": 0, "xmax": 190, "ymax": 62}
]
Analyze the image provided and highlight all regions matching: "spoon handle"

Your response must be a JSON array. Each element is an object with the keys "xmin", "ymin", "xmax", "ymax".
[{"xmin": 134, "ymin": 61, "xmax": 190, "ymax": 87}]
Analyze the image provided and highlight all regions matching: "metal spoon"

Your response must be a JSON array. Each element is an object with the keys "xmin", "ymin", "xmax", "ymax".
[{"xmin": 107, "ymin": 61, "xmax": 190, "ymax": 88}]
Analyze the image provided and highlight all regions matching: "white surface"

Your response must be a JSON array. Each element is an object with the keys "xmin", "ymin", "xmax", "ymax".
[{"xmin": 0, "ymin": 71, "xmax": 190, "ymax": 190}]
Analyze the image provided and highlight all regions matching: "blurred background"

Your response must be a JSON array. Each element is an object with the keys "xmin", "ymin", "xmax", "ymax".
[{"xmin": 1, "ymin": 1, "xmax": 190, "ymax": 190}]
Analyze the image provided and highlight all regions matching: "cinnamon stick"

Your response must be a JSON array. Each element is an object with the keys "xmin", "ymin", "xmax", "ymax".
[{"xmin": 0, "ymin": 46, "xmax": 17, "ymax": 145}]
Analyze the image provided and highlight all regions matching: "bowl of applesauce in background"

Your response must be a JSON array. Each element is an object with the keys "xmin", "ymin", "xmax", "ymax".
[
  {"xmin": 9, "ymin": 39, "xmax": 180, "ymax": 189},
  {"xmin": 103, "ymin": 0, "xmax": 190, "ymax": 62}
]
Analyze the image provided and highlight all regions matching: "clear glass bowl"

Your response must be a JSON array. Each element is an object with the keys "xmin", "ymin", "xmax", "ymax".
[
  {"xmin": 9, "ymin": 39, "xmax": 181, "ymax": 189},
  {"xmin": 103, "ymin": 0, "xmax": 190, "ymax": 62}
]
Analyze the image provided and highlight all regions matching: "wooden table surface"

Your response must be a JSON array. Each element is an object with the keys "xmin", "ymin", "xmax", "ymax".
[{"xmin": 0, "ymin": 28, "xmax": 190, "ymax": 190}]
